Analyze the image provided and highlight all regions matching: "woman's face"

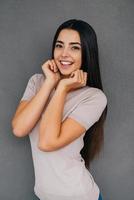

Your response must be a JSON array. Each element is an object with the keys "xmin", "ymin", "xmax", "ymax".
[{"xmin": 54, "ymin": 29, "xmax": 82, "ymax": 78}]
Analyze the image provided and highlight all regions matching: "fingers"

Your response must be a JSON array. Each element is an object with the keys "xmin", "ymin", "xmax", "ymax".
[
  {"xmin": 79, "ymin": 70, "xmax": 84, "ymax": 84},
  {"xmin": 51, "ymin": 60, "xmax": 58, "ymax": 72},
  {"xmin": 48, "ymin": 60, "xmax": 56, "ymax": 72},
  {"xmin": 84, "ymin": 72, "xmax": 87, "ymax": 85},
  {"xmin": 75, "ymin": 70, "xmax": 87, "ymax": 86},
  {"xmin": 42, "ymin": 59, "xmax": 58, "ymax": 73}
]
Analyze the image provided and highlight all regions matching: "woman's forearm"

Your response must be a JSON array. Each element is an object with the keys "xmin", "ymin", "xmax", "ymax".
[
  {"xmin": 38, "ymin": 84, "xmax": 67, "ymax": 150},
  {"xmin": 12, "ymin": 81, "xmax": 54, "ymax": 137}
]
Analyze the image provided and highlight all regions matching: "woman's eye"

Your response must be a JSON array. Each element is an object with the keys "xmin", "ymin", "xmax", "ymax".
[
  {"xmin": 71, "ymin": 46, "xmax": 80, "ymax": 50},
  {"xmin": 55, "ymin": 44, "xmax": 63, "ymax": 48}
]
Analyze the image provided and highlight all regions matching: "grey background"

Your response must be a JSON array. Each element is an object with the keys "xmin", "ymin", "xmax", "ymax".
[{"xmin": 0, "ymin": 0, "xmax": 133, "ymax": 200}]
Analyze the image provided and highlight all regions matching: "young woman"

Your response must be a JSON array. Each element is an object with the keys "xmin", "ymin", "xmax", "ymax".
[{"xmin": 11, "ymin": 19, "xmax": 108, "ymax": 200}]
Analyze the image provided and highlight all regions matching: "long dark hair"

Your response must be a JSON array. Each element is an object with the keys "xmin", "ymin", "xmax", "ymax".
[{"xmin": 51, "ymin": 19, "xmax": 108, "ymax": 170}]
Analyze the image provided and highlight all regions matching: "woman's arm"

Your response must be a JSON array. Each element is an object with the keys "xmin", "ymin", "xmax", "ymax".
[
  {"xmin": 38, "ymin": 70, "xmax": 88, "ymax": 151},
  {"xmin": 38, "ymin": 82, "xmax": 87, "ymax": 152},
  {"xmin": 38, "ymin": 83, "xmax": 67, "ymax": 150},
  {"xmin": 12, "ymin": 81, "xmax": 53, "ymax": 137}
]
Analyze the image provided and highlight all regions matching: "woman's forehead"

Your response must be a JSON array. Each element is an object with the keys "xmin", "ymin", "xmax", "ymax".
[{"xmin": 57, "ymin": 29, "xmax": 81, "ymax": 43}]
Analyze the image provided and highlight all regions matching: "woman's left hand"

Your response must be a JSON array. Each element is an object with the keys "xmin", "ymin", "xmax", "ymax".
[{"xmin": 59, "ymin": 69, "xmax": 88, "ymax": 93}]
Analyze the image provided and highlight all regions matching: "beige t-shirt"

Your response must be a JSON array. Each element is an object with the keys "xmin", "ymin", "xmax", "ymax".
[{"xmin": 20, "ymin": 73, "xmax": 107, "ymax": 200}]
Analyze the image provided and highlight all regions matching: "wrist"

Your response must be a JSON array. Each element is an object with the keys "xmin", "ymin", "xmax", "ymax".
[
  {"xmin": 56, "ymin": 82, "xmax": 67, "ymax": 94},
  {"xmin": 43, "ymin": 80, "xmax": 55, "ymax": 90}
]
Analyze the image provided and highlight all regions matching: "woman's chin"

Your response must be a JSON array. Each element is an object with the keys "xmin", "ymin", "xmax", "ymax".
[{"xmin": 59, "ymin": 69, "xmax": 72, "ymax": 77}]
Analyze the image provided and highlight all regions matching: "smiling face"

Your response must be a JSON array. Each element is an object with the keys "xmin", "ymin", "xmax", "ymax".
[{"xmin": 53, "ymin": 29, "xmax": 82, "ymax": 78}]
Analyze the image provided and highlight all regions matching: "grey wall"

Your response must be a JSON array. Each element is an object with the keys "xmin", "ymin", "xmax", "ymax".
[{"xmin": 0, "ymin": 0, "xmax": 133, "ymax": 200}]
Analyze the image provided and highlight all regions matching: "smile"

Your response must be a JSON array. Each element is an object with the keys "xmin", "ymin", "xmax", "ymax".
[{"xmin": 60, "ymin": 60, "xmax": 73, "ymax": 65}]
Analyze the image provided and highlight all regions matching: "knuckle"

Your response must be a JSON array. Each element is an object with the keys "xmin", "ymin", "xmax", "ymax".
[
  {"xmin": 74, "ymin": 77, "xmax": 78, "ymax": 82},
  {"xmin": 84, "ymin": 73, "xmax": 87, "ymax": 78}
]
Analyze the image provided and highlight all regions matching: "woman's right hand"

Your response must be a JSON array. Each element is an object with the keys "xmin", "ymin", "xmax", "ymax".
[{"xmin": 41, "ymin": 59, "xmax": 61, "ymax": 88}]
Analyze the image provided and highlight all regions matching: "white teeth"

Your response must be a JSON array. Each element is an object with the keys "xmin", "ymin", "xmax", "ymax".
[{"xmin": 60, "ymin": 61, "xmax": 73, "ymax": 65}]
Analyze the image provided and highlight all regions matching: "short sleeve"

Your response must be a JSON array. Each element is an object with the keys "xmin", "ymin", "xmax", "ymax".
[
  {"xmin": 68, "ymin": 90, "xmax": 107, "ymax": 131},
  {"xmin": 20, "ymin": 74, "xmax": 37, "ymax": 101}
]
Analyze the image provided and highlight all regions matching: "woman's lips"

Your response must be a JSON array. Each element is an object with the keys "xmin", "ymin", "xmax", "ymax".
[{"xmin": 60, "ymin": 60, "xmax": 73, "ymax": 69}]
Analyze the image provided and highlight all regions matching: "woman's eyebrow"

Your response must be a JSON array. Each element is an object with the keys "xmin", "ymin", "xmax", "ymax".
[
  {"xmin": 56, "ymin": 40, "xmax": 81, "ymax": 45},
  {"xmin": 56, "ymin": 40, "xmax": 63, "ymax": 44},
  {"xmin": 70, "ymin": 42, "xmax": 81, "ymax": 46}
]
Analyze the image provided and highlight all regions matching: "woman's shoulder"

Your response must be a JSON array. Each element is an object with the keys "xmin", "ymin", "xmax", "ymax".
[
  {"xmin": 30, "ymin": 73, "xmax": 45, "ymax": 81},
  {"xmin": 28, "ymin": 73, "xmax": 45, "ymax": 91},
  {"xmin": 29, "ymin": 73, "xmax": 45, "ymax": 85},
  {"xmin": 87, "ymin": 86, "xmax": 107, "ymax": 96},
  {"xmin": 85, "ymin": 86, "xmax": 108, "ymax": 105}
]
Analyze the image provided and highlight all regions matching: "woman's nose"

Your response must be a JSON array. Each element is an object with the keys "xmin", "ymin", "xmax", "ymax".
[{"xmin": 61, "ymin": 47, "xmax": 69, "ymax": 57}]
